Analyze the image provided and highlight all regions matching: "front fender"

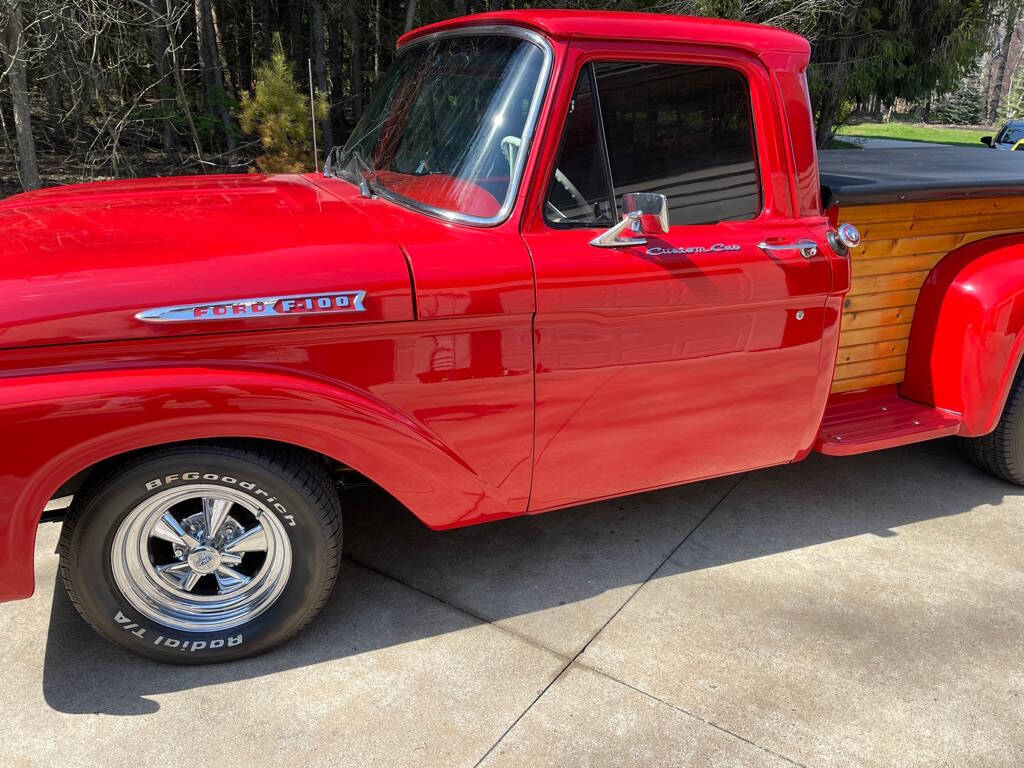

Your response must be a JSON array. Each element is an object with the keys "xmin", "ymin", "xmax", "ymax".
[
  {"xmin": 0, "ymin": 366, "xmax": 515, "ymax": 601},
  {"xmin": 903, "ymin": 234, "xmax": 1024, "ymax": 436}
]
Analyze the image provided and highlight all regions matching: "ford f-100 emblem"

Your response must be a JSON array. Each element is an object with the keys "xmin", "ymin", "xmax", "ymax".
[{"xmin": 136, "ymin": 291, "xmax": 366, "ymax": 323}]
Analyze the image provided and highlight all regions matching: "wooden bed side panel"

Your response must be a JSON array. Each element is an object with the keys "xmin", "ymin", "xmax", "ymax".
[{"xmin": 832, "ymin": 196, "xmax": 1024, "ymax": 394}]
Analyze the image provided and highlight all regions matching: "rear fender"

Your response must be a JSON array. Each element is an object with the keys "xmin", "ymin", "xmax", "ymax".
[
  {"xmin": 903, "ymin": 233, "xmax": 1024, "ymax": 436},
  {"xmin": 0, "ymin": 367, "xmax": 511, "ymax": 601}
]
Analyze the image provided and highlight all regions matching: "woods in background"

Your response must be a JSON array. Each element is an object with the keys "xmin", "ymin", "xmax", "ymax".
[{"xmin": 0, "ymin": 0, "xmax": 1011, "ymax": 193}]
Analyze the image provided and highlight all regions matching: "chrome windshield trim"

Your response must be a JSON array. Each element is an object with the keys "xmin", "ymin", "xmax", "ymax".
[{"xmin": 364, "ymin": 25, "xmax": 554, "ymax": 228}]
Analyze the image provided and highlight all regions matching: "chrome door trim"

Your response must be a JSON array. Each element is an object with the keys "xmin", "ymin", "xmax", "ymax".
[{"xmin": 757, "ymin": 239, "xmax": 818, "ymax": 259}]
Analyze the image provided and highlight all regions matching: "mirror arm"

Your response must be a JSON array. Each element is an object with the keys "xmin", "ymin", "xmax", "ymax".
[{"xmin": 590, "ymin": 211, "xmax": 647, "ymax": 249}]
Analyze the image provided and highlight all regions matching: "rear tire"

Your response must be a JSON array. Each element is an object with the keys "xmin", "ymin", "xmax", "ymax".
[
  {"xmin": 961, "ymin": 367, "xmax": 1024, "ymax": 484},
  {"xmin": 58, "ymin": 442, "xmax": 342, "ymax": 663}
]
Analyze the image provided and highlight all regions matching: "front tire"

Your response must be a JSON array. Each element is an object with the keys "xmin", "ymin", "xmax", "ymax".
[
  {"xmin": 961, "ymin": 367, "xmax": 1024, "ymax": 484},
  {"xmin": 58, "ymin": 443, "xmax": 342, "ymax": 663}
]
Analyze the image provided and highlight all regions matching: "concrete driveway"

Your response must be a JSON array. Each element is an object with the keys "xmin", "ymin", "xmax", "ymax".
[{"xmin": 3, "ymin": 440, "xmax": 1023, "ymax": 767}]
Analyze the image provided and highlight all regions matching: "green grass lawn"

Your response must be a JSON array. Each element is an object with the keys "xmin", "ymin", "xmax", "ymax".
[{"xmin": 836, "ymin": 122, "xmax": 991, "ymax": 147}]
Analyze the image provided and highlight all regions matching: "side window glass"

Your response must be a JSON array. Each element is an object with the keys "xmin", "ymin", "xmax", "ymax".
[
  {"xmin": 544, "ymin": 67, "xmax": 614, "ymax": 227},
  {"xmin": 594, "ymin": 62, "xmax": 761, "ymax": 226}
]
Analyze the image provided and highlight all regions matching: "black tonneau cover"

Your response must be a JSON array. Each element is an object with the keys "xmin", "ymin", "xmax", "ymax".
[{"xmin": 819, "ymin": 147, "xmax": 1024, "ymax": 208}]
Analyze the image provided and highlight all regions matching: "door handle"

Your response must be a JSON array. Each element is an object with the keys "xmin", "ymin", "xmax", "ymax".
[{"xmin": 757, "ymin": 239, "xmax": 818, "ymax": 259}]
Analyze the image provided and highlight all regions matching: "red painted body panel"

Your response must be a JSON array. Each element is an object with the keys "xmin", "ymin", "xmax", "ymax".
[
  {"xmin": 0, "ymin": 174, "xmax": 413, "ymax": 348},
  {"xmin": 0, "ymin": 319, "xmax": 535, "ymax": 600},
  {"xmin": 761, "ymin": 51, "xmax": 821, "ymax": 218},
  {"xmin": 308, "ymin": 177, "xmax": 537, "ymax": 319},
  {"xmin": 398, "ymin": 10, "xmax": 810, "ymax": 57},
  {"xmin": 816, "ymin": 386, "xmax": 962, "ymax": 455},
  {"xmin": 902, "ymin": 233, "xmax": 1024, "ymax": 436},
  {"xmin": 522, "ymin": 39, "xmax": 838, "ymax": 509},
  {"xmin": 4, "ymin": 10, "xmax": 1022, "ymax": 606}
]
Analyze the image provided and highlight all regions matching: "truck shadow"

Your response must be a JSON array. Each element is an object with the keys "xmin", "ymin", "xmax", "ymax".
[{"xmin": 40, "ymin": 438, "xmax": 1013, "ymax": 715}]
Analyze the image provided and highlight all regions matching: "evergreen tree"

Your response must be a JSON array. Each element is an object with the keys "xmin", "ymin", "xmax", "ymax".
[
  {"xmin": 239, "ymin": 35, "xmax": 328, "ymax": 174},
  {"xmin": 683, "ymin": 0, "xmax": 993, "ymax": 145},
  {"xmin": 933, "ymin": 77, "xmax": 984, "ymax": 124}
]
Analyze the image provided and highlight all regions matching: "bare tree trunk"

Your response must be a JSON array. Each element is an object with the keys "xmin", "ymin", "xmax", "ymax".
[
  {"xmin": 328, "ymin": 1, "xmax": 343, "ymax": 141},
  {"xmin": 0, "ymin": 0, "xmax": 41, "ymax": 190},
  {"xmin": 373, "ymin": 0, "xmax": 381, "ymax": 79},
  {"xmin": 259, "ymin": 0, "xmax": 271, "ymax": 59},
  {"xmin": 982, "ymin": 50, "xmax": 995, "ymax": 119},
  {"xmin": 309, "ymin": 0, "xmax": 331, "ymax": 151},
  {"xmin": 45, "ymin": 53, "xmax": 65, "ymax": 143},
  {"xmin": 814, "ymin": 89, "xmax": 840, "ymax": 149},
  {"xmin": 347, "ymin": 2, "xmax": 363, "ymax": 121},
  {"xmin": 165, "ymin": 0, "xmax": 204, "ymax": 161},
  {"xmin": 147, "ymin": 0, "xmax": 179, "ymax": 149},
  {"xmin": 990, "ymin": 6, "xmax": 1021, "ymax": 122},
  {"xmin": 288, "ymin": 0, "xmax": 304, "ymax": 62},
  {"xmin": 210, "ymin": 1, "xmax": 235, "ymax": 93},
  {"xmin": 237, "ymin": 0, "xmax": 253, "ymax": 93},
  {"xmin": 197, "ymin": 0, "xmax": 236, "ymax": 157},
  {"xmin": 814, "ymin": 62, "xmax": 846, "ymax": 148},
  {"xmin": 62, "ymin": 48, "xmax": 86, "ymax": 146},
  {"xmin": 404, "ymin": 0, "xmax": 417, "ymax": 33}
]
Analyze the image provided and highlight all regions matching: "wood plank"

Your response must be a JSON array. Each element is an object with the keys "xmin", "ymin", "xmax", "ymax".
[
  {"xmin": 832, "ymin": 195, "xmax": 1024, "ymax": 396},
  {"xmin": 833, "ymin": 356, "xmax": 906, "ymax": 381},
  {"xmin": 855, "ymin": 229, "xmax": 1018, "ymax": 260},
  {"xmin": 852, "ymin": 253, "xmax": 944, "ymax": 277},
  {"xmin": 840, "ymin": 305, "xmax": 915, "ymax": 331},
  {"xmin": 843, "ymin": 289, "xmax": 922, "ymax": 312},
  {"xmin": 836, "ymin": 339, "xmax": 909, "ymax": 365},
  {"xmin": 830, "ymin": 371, "xmax": 906, "ymax": 394},
  {"xmin": 850, "ymin": 271, "xmax": 930, "ymax": 294},
  {"xmin": 842, "ymin": 196, "xmax": 1024, "ymax": 224},
  {"xmin": 838, "ymin": 323, "xmax": 913, "ymax": 348},
  {"xmin": 858, "ymin": 213, "xmax": 1024, "ymax": 241}
]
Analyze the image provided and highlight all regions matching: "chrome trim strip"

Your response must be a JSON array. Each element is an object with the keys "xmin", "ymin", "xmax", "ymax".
[
  {"xmin": 757, "ymin": 239, "xmax": 819, "ymax": 259},
  {"xmin": 373, "ymin": 25, "xmax": 554, "ymax": 228},
  {"xmin": 136, "ymin": 290, "xmax": 367, "ymax": 323}
]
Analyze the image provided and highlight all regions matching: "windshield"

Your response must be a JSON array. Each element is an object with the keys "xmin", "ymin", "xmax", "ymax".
[{"xmin": 333, "ymin": 32, "xmax": 548, "ymax": 223}]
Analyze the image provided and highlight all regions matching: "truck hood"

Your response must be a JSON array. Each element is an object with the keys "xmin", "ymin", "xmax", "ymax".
[{"xmin": 0, "ymin": 174, "xmax": 414, "ymax": 349}]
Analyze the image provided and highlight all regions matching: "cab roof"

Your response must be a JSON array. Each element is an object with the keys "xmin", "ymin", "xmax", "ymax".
[{"xmin": 397, "ymin": 9, "xmax": 810, "ymax": 56}]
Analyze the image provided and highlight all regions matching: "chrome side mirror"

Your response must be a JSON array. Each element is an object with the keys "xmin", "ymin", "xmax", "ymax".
[{"xmin": 590, "ymin": 192, "xmax": 669, "ymax": 248}]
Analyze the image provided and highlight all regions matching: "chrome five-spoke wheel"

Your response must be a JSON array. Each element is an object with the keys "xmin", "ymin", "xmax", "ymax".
[
  {"xmin": 60, "ymin": 445, "xmax": 341, "ymax": 662},
  {"xmin": 110, "ymin": 484, "xmax": 292, "ymax": 632}
]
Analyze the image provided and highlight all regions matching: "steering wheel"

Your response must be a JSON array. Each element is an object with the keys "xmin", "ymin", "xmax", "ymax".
[{"xmin": 501, "ymin": 135, "xmax": 591, "ymax": 216}]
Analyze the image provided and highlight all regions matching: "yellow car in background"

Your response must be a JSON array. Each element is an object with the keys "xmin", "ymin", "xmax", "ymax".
[{"xmin": 982, "ymin": 119, "xmax": 1024, "ymax": 148}]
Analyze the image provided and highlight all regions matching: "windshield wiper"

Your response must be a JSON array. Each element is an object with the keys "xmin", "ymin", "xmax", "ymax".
[
  {"xmin": 328, "ymin": 146, "xmax": 378, "ymax": 198},
  {"xmin": 348, "ymin": 151, "xmax": 376, "ymax": 198}
]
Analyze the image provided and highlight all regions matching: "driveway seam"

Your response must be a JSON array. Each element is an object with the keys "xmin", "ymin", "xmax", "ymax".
[
  {"xmin": 573, "ymin": 660, "xmax": 808, "ymax": 767},
  {"xmin": 472, "ymin": 472, "xmax": 748, "ymax": 767},
  {"xmin": 343, "ymin": 556, "xmax": 573, "ymax": 663}
]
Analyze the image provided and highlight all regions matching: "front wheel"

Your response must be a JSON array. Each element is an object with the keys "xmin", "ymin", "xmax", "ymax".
[{"xmin": 58, "ymin": 443, "xmax": 342, "ymax": 663}]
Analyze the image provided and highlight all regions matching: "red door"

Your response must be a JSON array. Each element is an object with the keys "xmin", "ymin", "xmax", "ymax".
[{"xmin": 523, "ymin": 45, "xmax": 834, "ymax": 512}]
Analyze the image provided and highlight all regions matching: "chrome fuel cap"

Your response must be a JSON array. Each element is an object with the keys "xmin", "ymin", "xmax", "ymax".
[{"xmin": 837, "ymin": 222, "xmax": 861, "ymax": 250}]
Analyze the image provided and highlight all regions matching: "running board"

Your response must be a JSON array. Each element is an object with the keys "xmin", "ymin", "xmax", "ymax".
[{"xmin": 815, "ymin": 386, "xmax": 962, "ymax": 456}]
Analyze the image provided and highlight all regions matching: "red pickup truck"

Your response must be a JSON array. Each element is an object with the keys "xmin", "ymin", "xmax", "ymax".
[{"xmin": 4, "ymin": 10, "xmax": 1024, "ymax": 663}]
